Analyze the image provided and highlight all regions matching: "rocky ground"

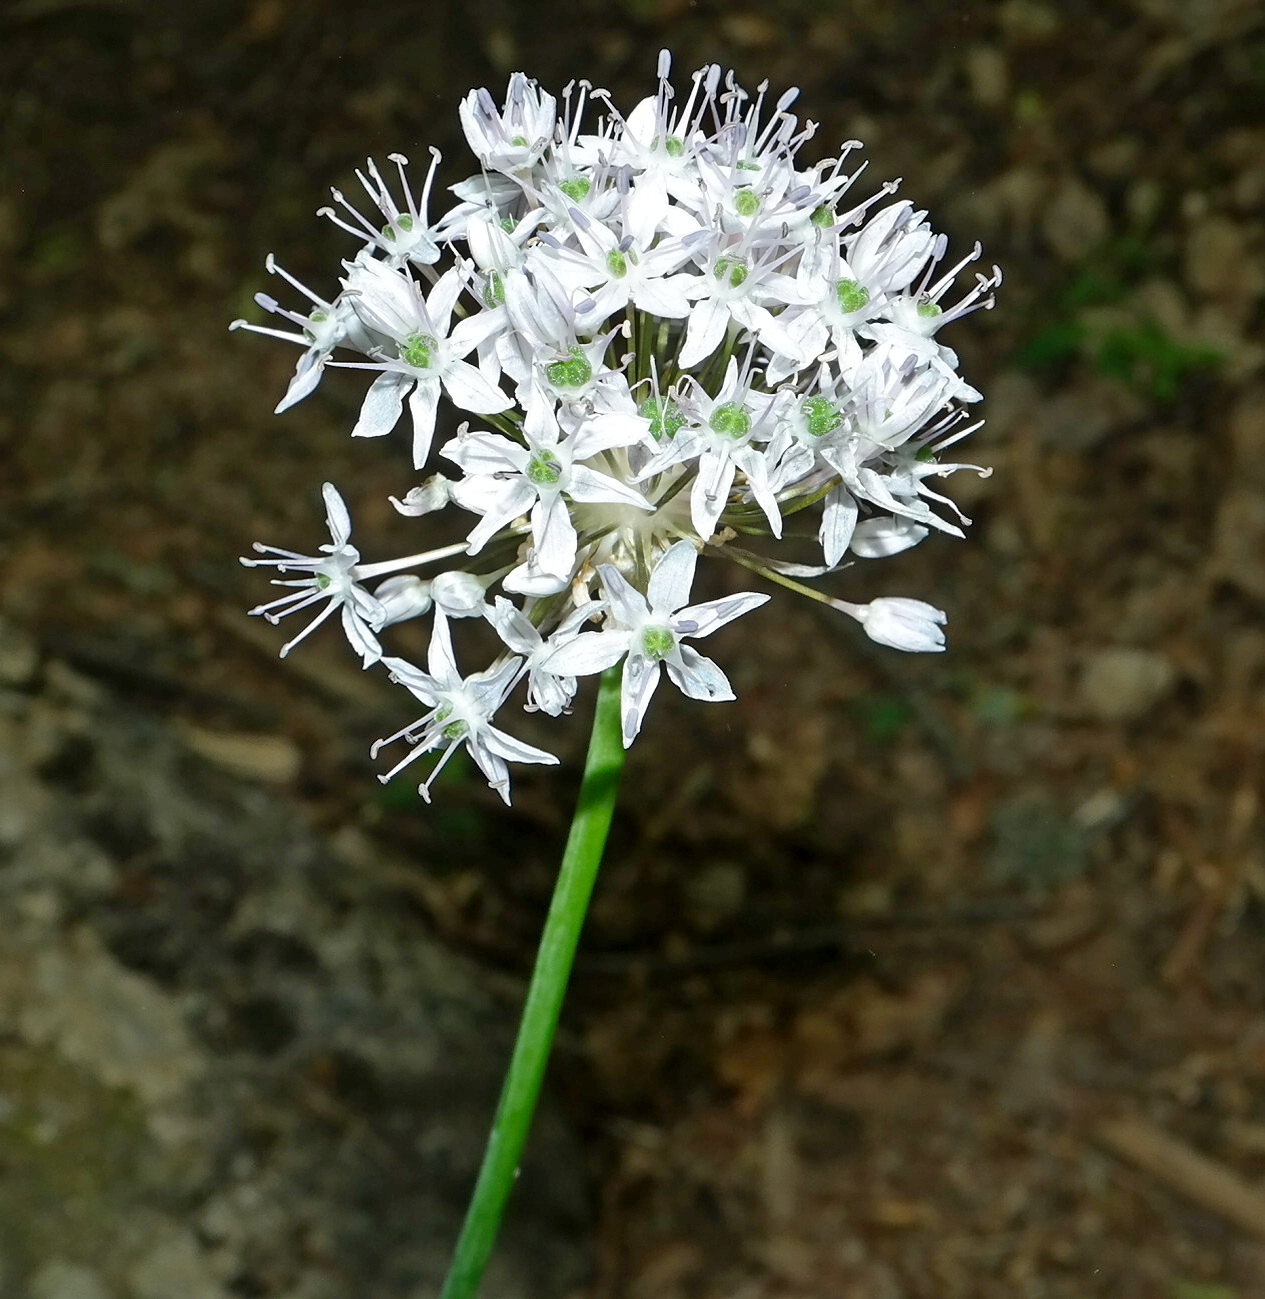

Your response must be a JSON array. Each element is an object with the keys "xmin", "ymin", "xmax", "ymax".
[{"xmin": 3, "ymin": 1, "xmax": 1265, "ymax": 1296}]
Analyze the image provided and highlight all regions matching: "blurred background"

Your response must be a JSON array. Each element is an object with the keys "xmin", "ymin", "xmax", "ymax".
[{"xmin": 2, "ymin": 0, "xmax": 1265, "ymax": 1296}]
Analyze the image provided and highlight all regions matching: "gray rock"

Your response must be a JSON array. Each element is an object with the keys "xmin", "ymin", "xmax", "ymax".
[
  {"xmin": 0, "ymin": 655, "xmax": 589, "ymax": 1298},
  {"xmin": 1212, "ymin": 488, "xmax": 1265, "ymax": 599},
  {"xmin": 1079, "ymin": 647, "xmax": 1178, "ymax": 722},
  {"xmin": 126, "ymin": 1226, "xmax": 226, "ymax": 1299},
  {"xmin": 29, "ymin": 1262, "xmax": 113, "ymax": 1299},
  {"xmin": 1042, "ymin": 176, "xmax": 1110, "ymax": 262},
  {"xmin": 1185, "ymin": 215, "xmax": 1261, "ymax": 301}
]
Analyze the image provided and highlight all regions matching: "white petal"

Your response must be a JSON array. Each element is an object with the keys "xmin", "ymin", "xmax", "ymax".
[
  {"xmin": 353, "ymin": 371, "xmax": 411, "ymax": 439},
  {"xmin": 530, "ymin": 492, "xmax": 578, "ymax": 579},
  {"xmin": 468, "ymin": 742, "xmax": 513, "ymax": 804},
  {"xmin": 820, "ymin": 484, "xmax": 859, "ymax": 567},
  {"xmin": 442, "ymin": 360, "xmax": 513, "ymax": 414},
  {"xmin": 321, "ymin": 482, "xmax": 352, "ymax": 547},
  {"xmin": 665, "ymin": 645, "xmax": 734, "ymax": 702},
  {"xmin": 380, "ymin": 655, "xmax": 441, "ymax": 708},
  {"xmin": 502, "ymin": 563, "xmax": 570, "ymax": 597},
  {"xmin": 850, "ymin": 516, "xmax": 929, "ymax": 558},
  {"xmin": 689, "ymin": 448, "xmax": 736, "ymax": 542},
  {"xmin": 276, "ymin": 351, "xmax": 325, "ymax": 413},
  {"xmin": 678, "ymin": 295, "xmax": 730, "ymax": 370},
  {"xmin": 673, "ymin": 591, "xmax": 769, "ymax": 639},
  {"xmin": 341, "ymin": 603, "xmax": 383, "ymax": 668},
  {"xmin": 647, "ymin": 539, "xmax": 697, "ymax": 614},
  {"xmin": 734, "ymin": 447, "xmax": 783, "ymax": 538},
  {"xmin": 407, "ymin": 379, "xmax": 441, "ymax": 469},
  {"xmin": 542, "ymin": 629, "xmax": 632, "ymax": 677},
  {"xmin": 443, "ymin": 430, "xmax": 529, "ymax": 476},
  {"xmin": 450, "ymin": 306, "xmax": 509, "ymax": 355},
  {"xmin": 479, "ymin": 724, "xmax": 560, "ymax": 767},
  {"xmin": 619, "ymin": 653, "xmax": 662, "ymax": 748},
  {"xmin": 565, "ymin": 464, "xmax": 650, "ymax": 510},
  {"xmin": 426, "ymin": 607, "xmax": 460, "ymax": 682},
  {"xmin": 425, "ymin": 267, "xmax": 464, "ymax": 334},
  {"xmin": 630, "ymin": 274, "xmax": 693, "ymax": 319},
  {"xmin": 623, "ymin": 97, "xmax": 658, "ymax": 147},
  {"xmin": 597, "ymin": 564, "xmax": 650, "ymax": 628},
  {"xmin": 461, "ymin": 478, "xmax": 538, "ymax": 553},
  {"xmin": 568, "ymin": 413, "xmax": 650, "ymax": 460},
  {"xmin": 627, "ymin": 179, "xmax": 669, "ymax": 247},
  {"xmin": 486, "ymin": 595, "xmax": 540, "ymax": 655}
]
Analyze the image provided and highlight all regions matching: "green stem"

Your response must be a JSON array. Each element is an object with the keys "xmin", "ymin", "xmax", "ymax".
[{"xmin": 439, "ymin": 666, "xmax": 627, "ymax": 1299}]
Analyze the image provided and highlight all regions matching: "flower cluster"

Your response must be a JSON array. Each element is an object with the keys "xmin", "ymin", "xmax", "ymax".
[{"xmin": 236, "ymin": 52, "xmax": 999, "ymax": 803}]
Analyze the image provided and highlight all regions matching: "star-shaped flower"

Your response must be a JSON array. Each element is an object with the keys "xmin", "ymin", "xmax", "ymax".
[
  {"xmin": 543, "ymin": 540, "xmax": 769, "ymax": 746},
  {"xmin": 373, "ymin": 609, "xmax": 558, "ymax": 803}
]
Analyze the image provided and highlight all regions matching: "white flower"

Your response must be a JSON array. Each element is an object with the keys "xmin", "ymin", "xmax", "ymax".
[
  {"xmin": 443, "ymin": 387, "xmax": 650, "ymax": 594},
  {"xmin": 241, "ymin": 483, "xmax": 469, "ymax": 665},
  {"xmin": 339, "ymin": 260, "xmax": 512, "ymax": 468},
  {"xmin": 318, "ymin": 152, "xmax": 444, "ymax": 267},
  {"xmin": 371, "ymin": 575, "xmax": 434, "ymax": 625},
  {"xmin": 431, "ymin": 570, "xmax": 493, "ymax": 617},
  {"xmin": 487, "ymin": 596, "xmax": 603, "ymax": 716},
  {"xmin": 832, "ymin": 596, "xmax": 947, "ymax": 652},
  {"xmin": 635, "ymin": 360, "xmax": 782, "ymax": 542},
  {"xmin": 459, "ymin": 74, "xmax": 557, "ymax": 174},
  {"xmin": 240, "ymin": 482, "xmax": 386, "ymax": 664},
  {"xmin": 539, "ymin": 204, "xmax": 700, "ymax": 329},
  {"xmin": 544, "ymin": 541, "xmax": 769, "ymax": 746},
  {"xmin": 390, "ymin": 474, "xmax": 454, "ymax": 517},
  {"xmin": 229, "ymin": 256, "xmax": 374, "ymax": 413},
  {"xmin": 373, "ymin": 609, "xmax": 558, "ymax": 803}
]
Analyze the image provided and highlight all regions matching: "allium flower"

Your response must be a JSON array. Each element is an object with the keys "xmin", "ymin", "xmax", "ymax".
[
  {"xmin": 374, "ymin": 609, "xmax": 558, "ymax": 804},
  {"xmin": 240, "ymin": 483, "xmax": 467, "ymax": 664},
  {"xmin": 544, "ymin": 541, "xmax": 769, "ymax": 746},
  {"xmin": 237, "ymin": 52, "xmax": 1000, "ymax": 802}
]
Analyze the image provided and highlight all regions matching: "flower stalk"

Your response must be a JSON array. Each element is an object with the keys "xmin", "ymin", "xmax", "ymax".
[{"xmin": 439, "ymin": 666, "xmax": 626, "ymax": 1299}]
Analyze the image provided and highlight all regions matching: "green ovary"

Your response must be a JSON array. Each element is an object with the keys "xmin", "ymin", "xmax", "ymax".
[
  {"xmin": 483, "ymin": 271, "xmax": 505, "ymax": 308},
  {"xmin": 802, "ymin": 397, "xmax": 842, "ymax": 437},
  {"xmin": 545, "ymin": 348, "xmax": 592, "ymax": 390},
  {"xmin": 733, "ymin": 188, "xmax": 759, "ymax": 217},
  {"xmin": 638, "ymin": 397, "xmax": 686, "ymax": 441},
  {"xmin": 714, "ymin": 258, "xmax": 748, "ymax": 289},
  {"xmin": 709, "ymin": 403, "xmax": 750, "ymax": 439},
  {"xmin": 559, "ymin": 176, "xmax": 591, "ymax": 201},
  {"xmin": 396, "ymin": 214, "xmax": 415, "ymax": 232},
  {"xmin": 811, "ymin": 205, "xmax": 834, "ymax": 228},
  {"xmin": 526, "ymin": 452, "xmax": 563, "ymax": 486},
  {"xmin": 664, "ymin": 136, "xmax": 684, "ymax": 157},
  {"xmin": 917, "ymin": 300, "xmax": 943, "ymax": 319},
  {"xmin": 835, "ymin": 280, "xmax": 870, "ymax": 315},
  {"xmin": 435, "ymin": 704, "xmax": 469, "ymax": 740},
  {"xmin": 606, "ymin": 249, "xmax": 628, "ymax": 279},
  {"xmin": 641, "ymin": 625, "xmax": 675, "ymax": 660},
  {"xmin": 400, "ymin": 333, "xmax": 437, "ymax": 370}
]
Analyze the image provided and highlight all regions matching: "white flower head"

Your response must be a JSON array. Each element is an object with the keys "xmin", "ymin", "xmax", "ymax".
[{"xmin": 237, "ymin": 54, "xmax": 999, "ymax": 802}]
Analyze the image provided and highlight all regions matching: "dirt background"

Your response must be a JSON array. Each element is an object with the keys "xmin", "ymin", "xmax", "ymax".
[{"xmin": 3, "ymin": 0, "xmax": 1265, "ymax": 1296}]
